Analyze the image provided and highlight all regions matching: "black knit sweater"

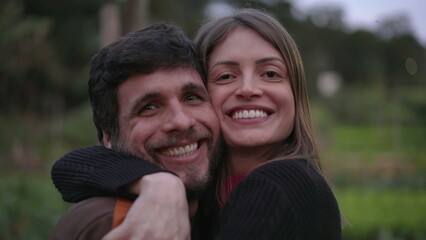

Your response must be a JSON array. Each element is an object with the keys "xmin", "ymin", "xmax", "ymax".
[
  {"xmin": 51, "ymin": 146, "xmax": 171, "ymax": 202},
  {"xmin": 51, "ymin": 146, "xmax": 341, "ymax": 239},
  {"xmin": 211, "ymin": 159, "xmax": 341, "ymax": 239}
]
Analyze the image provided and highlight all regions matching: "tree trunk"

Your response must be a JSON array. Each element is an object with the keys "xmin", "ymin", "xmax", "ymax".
[{"xmin": 100, "ymin": 3, "xmax": 121, "ymax": 47}]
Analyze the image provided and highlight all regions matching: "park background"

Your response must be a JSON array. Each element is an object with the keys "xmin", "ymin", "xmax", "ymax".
[{"xmin": 0, "ymin": 0, "xmax": 425, "ymax": 239}]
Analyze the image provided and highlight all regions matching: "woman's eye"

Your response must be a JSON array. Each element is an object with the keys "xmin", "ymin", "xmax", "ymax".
[
  {"xmin": 264, "ymin": 71, "xmax": 279, "ymax": 78},
  {"xmin": 219, "ymin": 74, "xmax": 233, "ymax": 80},
  {"xmin": 209, "ymin": 73, "xmax": 236, "ymax": 84},
  {"xmin": 261, "ymin": 70, "xmax": 286, "ymax": 82}
]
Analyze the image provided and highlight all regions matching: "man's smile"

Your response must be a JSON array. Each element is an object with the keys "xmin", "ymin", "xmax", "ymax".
[{"xmin": 161, "ymin": 142, "xmax": 199, "ymax": 157}]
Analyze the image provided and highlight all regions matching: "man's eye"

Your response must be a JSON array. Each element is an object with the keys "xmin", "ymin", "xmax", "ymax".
[
  {"xmin": 140, "ymin": 104, "xmax": 157, "ymax": 114},
  {"xmin": 185, "ymin": 94, "xmax": 201, "ymax": 101}
]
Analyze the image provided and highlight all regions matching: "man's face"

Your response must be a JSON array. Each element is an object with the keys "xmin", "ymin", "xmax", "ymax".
[{"xmin": 103, "ymin": 68, "xmax": 220, "ymax": 190}]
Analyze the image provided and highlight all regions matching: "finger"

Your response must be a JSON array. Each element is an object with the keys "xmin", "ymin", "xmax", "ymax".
[{"xmin": 101, "ymin": 225, "xmax": 129, "ymax": 240}]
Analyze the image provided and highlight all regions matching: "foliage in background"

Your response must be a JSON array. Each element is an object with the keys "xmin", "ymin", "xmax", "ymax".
[
  {"xmin": 0, "ymin": 0, "xmax": 425, "ymax": 239},
  {"xmin": 337, "ymin": 188, "xmax": 426, "ymax": 240},
  {"xmin": 0, "ymin": 174, "xmax": 70, "ymax": 240},
  {"xmin": 1, "ymin": 0, "xmax": 424, "ymax": 169}
]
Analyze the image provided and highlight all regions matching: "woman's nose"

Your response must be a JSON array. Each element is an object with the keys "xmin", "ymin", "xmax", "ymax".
[{"xmin": 235, "ymin": 77, "xmax": 263, "ymax": 99}]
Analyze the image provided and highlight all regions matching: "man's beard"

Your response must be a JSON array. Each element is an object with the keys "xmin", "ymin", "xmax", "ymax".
[
  {"xmin": 111, "ymin": 130, "xmax": 223, "ymax": 201},
  {"xmin": 185, "ymin": 134, "xmax": 223, "ymax": 201}
]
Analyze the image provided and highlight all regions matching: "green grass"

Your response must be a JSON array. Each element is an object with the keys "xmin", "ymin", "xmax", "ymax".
[
  {"xmin": 336, "ymin": 188, "xmax": 426, "ymax": 240},
  {"xmin": 317, "ymin": 124, "xmax": 426, "ymax": 186},
  {"xmin": 330, "ymin": 125, "xmax": 425, "ymax": 158}
]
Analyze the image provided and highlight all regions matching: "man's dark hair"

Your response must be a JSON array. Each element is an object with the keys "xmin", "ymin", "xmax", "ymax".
[{"xmin": 89, "ymin": 22, "xmax": 203, "ymax": 145}]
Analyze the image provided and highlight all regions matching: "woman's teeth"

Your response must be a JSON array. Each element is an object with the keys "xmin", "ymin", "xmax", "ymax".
[{"xmin": 232, "ymin": 110, "xmax": 268, "ymax": 119}]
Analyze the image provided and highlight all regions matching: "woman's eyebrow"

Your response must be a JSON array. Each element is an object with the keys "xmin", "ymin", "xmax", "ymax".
[
  {"xmin": 209, "ymin": 60, "xmax": 239, "ymax": 72},
  {"xmin": 255, "ymin": 57, "xmax": 285, "ymax": 65}
]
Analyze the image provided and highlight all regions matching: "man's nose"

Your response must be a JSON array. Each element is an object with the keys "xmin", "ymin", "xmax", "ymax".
[
  {"xmin": 235, "ymin": 77, "xmax": 263, "ymax": 99},
  {"xmin": 161, "ymin": 104, "xmax": 196, "ymax": 133}
]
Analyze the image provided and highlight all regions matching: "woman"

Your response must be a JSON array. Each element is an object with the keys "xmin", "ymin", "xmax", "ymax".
[
  {"xmin": 193, "ymin": 9, "xmax": 340, "ymax": 239},
  {"xmin": 52, "ymin": 9, "xmax": 341, "ymax": 240}
]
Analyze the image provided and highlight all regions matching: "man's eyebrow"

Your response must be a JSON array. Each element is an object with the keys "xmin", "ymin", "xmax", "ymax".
[
  {"xmin": 255, "ymin": 57, "xmax": 285, "ymax": 65},
  {"xmin": 209, "ymin": 61, "xmax": 239, "ymax": 72},
  {"xmin": 182, "ymin": 82, "xmax": 209, "ymax": 97}
]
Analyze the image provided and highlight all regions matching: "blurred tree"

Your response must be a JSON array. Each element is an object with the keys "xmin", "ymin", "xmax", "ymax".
[
  {"xmin": 149, "ymin": 0, "xmax": 209, "ymax": 37},
  {"xmin": 0, "ymin": 0, "xmax": 62, "ymax": 116},
  {"xmin": 1, "ymin": 0, "xmax": 425, "ymax": 169},
  {"xmin": 376, "ymin": 14, "xmax": 414, "ymax": 40},
  {"xmin": 123, "ymin": 0, "xmax": 150, "ymax": 33},
  {"xmin": 335, "ymin": 30, "xmax": 384, "ymax": 84},
  {"xmin": 382, "ymin": 34, "xmax": 426, "ymax": 89},
  {"xmin": 0, "ymin": 0, "xmax": 104, "ymax": 168},
  {"xmin": 306, "ymin": 4, "xmax": 345, "ymax": 30},
  {"xmin": 100, "ymin": 3, "xmax": 121, "ymax": 47},
  {"xmin": 0, "ymin": 0, "xmax": 104, "ymax": 116}
]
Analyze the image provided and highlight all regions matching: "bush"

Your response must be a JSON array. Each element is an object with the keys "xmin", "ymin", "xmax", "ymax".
[{"xmin": 0, "ymin": 174, "xmax": 70, "ymax": 240}]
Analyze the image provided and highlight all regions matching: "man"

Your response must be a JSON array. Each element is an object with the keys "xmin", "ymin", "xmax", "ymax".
[{"xmin": 50, "ymin": 22, "xmax": 220, "ymax": 240}]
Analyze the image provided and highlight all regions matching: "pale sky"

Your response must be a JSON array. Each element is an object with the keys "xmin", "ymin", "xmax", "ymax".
[{"xmin": 292, "ymin": 0, "xmax": 426, "ymax": 45}]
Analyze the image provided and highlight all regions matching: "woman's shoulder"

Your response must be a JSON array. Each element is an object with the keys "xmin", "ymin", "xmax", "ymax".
[
  {"xmin": 243, "ymin": 158, "xmax": 335, "ymax": 204},
  {"xmin": 247, "ymin": 158, "xmax": 321, "ymax": 183},
  {"xmin": 225, "ymin": 159, "xmax": 341, "ymax": 239}
]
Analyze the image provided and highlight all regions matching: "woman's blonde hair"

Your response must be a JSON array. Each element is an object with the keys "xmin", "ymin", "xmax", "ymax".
[{"xmin": 195, "ymin": 8, "xmax": 320, "ymax": 202}]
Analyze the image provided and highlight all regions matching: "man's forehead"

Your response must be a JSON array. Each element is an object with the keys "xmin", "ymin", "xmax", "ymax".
[
  {"xmin": 134, "ymin": 68, "xmax": 202, "ymax": 84},
  {"xmin": 118, "ymin": 68, "xmax": 207, "ymax": 101}
]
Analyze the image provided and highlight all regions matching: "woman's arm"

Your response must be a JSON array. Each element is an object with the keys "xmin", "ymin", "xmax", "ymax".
[
  {"xmin": 51, "ymin": 145, "xmax": 173, "ymax": 202},
  {"xmin": 51, "ymin": 146, "xmax": 191, "ymax": 240}
]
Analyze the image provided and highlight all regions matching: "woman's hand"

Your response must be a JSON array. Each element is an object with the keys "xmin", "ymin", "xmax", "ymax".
[{"xmin": 102, "ymin": 172, "xmax": 190, "ymax": 240}]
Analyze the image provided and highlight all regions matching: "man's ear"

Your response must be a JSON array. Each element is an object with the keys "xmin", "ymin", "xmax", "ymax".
[{"xmin": 102, "ymin": 131, "xmax": 112, "ymax": 149}]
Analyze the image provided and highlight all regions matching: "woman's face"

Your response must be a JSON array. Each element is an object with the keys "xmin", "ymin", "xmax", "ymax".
[{"xmin": 207, "ymin": 27, "xmax": 295, "ymax": 150}]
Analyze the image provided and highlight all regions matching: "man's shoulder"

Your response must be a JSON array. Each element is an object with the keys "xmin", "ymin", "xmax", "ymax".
[{"xmin": 50, "ymin": 197, "xmax": 117, "ymax": 240}]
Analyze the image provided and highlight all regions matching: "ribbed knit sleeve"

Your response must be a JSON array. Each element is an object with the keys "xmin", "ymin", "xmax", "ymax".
[
  {"xmin": 214, "ymin": 159, "xmax": 341, "ymax": 240},
  {"xmin": 51, "ymin": 146, "xmax": 172, "ymax": 202}
]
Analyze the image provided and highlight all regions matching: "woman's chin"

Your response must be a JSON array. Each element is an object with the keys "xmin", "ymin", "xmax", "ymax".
[{"xmin": 226, "ymin": 137, "xmax": 274, "ymax": 150}]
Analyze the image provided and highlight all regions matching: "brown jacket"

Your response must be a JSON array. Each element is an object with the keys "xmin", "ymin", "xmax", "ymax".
[{"xmin": 50, "ymin": 197, "xmax": 132, "ymax": 240}]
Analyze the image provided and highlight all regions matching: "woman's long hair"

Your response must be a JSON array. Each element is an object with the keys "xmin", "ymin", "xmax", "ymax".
[{"xmin": 195, "ymin": 8, "xmax": 320, "ymax": 204}]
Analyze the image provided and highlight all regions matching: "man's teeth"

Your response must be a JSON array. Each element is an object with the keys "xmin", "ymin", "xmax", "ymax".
[
  {"xmin": 163, "ymin": 143, "xmax": 198, "ymax": 157},
  {"xmin": 232, "ymin": 110, "xmax": 268, "ymax": 119}
]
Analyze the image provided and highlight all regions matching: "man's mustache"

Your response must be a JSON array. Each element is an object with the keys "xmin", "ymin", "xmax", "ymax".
[{"xmin": 146, "ymin": 128, "xmax": 213, "ymax": 151}]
